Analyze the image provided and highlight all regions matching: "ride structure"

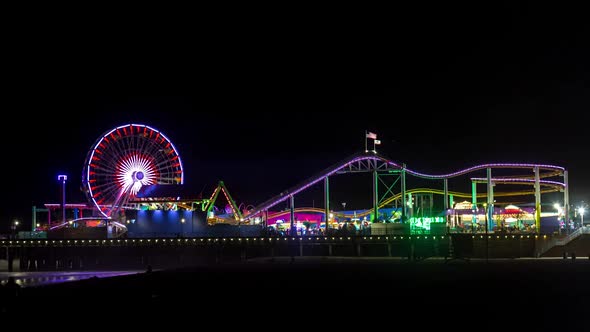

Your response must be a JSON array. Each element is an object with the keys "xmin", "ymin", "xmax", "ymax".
[
  {"xmin": 204, "ymin": 181, "xmax": 244, "ymax": 224},
  {"xmin": 36, "ymin": 124, "xmax": 188, "ymax": 237},
  {"xmin": 82, "ymin": 123, "xmax": 184, "ymax": 219},
  {"xmin": 243, "ymin": 152, "xmax": 568, "ymax": 235}
]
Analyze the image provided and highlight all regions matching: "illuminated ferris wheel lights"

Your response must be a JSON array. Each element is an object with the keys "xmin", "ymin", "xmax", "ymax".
[{"xmin": 84, "ymin": 124, "xmax": 184, "ymax": 217}]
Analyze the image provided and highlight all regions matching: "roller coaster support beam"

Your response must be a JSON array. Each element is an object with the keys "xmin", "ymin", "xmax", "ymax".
[
  {"xmin": 444, "ymin": 178, "xmax": 449, "ymax": 227},
  {"xmin": 443, "ymin": 179, "xmax": 449, "ymax": 210},
  {"xmin": 564, "ymin": 170, "xmax": 569, "ymax": 234},
  {"xmin": 290, "ymin": 195, "xmax": 295, "ymax": 235},
  {"xmin": 487, "ymin": 168, "xmax": 494, "ymax": 232},
  {"xmin": 534, "ymin": 167, "xmax": 541, "ymax": 234},
  {"xmin": 401, "ymin": 164, "xmax": 406, "ymax": 222},
  {"xmin": 324, "ymin": 177, "xmax": 330, "ymax": 232},
  {"xmin": 472, "ymin": 182, "xmax": 477, "ymax": 225},
  {"xmin": 373, "ymin": 169, "xmax": 378, "ymax": 222}
]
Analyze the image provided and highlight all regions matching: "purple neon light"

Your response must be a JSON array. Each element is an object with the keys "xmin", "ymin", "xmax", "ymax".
[
  {"xmin": 379, "ymin": 159, "xmax": 564, "ymax": 179},
  {"xmin": 245, "ymin": 154, "xmax": 566, "ymax": 218},
  {"xmin": 85, "ymin": 124, "xmax": 184, "ymax": 218},
  {"xmin": 469, "ymin": 177, "xmax": 566, "ymax": 187}
]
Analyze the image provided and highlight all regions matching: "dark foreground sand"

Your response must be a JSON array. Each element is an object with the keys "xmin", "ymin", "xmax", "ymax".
[{"xmin": 2, "ymin": 257, "xmax": 588, "ymax": 329}]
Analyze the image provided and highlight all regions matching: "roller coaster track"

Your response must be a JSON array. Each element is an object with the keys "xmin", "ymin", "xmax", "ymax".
[
  {"xmin": 263, "ymin": 187, "xmax": 562, "ymax": 220},
  {"xmin": 244, "ymin": 152, "xmax": 565, "ymax": 220}
]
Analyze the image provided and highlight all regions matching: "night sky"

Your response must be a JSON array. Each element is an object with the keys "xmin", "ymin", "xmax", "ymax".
[{"xmin": 3, "ymin": 4, "xmax": 589, "ymax": 232}]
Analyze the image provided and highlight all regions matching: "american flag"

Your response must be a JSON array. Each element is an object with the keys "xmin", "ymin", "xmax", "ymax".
[{"xmin": 366, "ymin": 132, "xmax": 377, "ymax": 139}]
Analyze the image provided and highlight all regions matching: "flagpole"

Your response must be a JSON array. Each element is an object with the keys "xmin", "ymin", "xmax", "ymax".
[{"xmin": 365, "ymin": 130, "xmax": 368, "ymax": 153}]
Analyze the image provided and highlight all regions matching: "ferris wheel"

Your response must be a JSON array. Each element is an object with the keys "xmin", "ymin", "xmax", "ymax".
[{"xmin": 83, "ymin": 124, "xmax": 184, "ymax": 218}]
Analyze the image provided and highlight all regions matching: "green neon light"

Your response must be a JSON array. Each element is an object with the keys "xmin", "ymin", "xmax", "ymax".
[{"xmin": 409, "ymin": 217, "xmax": 445, "ymax": 234}]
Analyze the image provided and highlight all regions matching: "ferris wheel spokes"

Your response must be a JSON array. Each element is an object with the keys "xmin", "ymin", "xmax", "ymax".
[{"xmin": 83, "ymin": 124, "xmax": 184, "ymax": 218}]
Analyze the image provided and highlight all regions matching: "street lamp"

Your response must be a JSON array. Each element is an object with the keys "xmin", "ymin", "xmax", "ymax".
[
  {"xmin": 578, "ymin": 207, "xmax": 585, "ymax": 227},
  {"xmin": 11, "ymin": 220, "xmax": 19, "ymax": 239},
  {"xmin": 58, "ymin": 174, "xmax": 68, "ymax": 225}
]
